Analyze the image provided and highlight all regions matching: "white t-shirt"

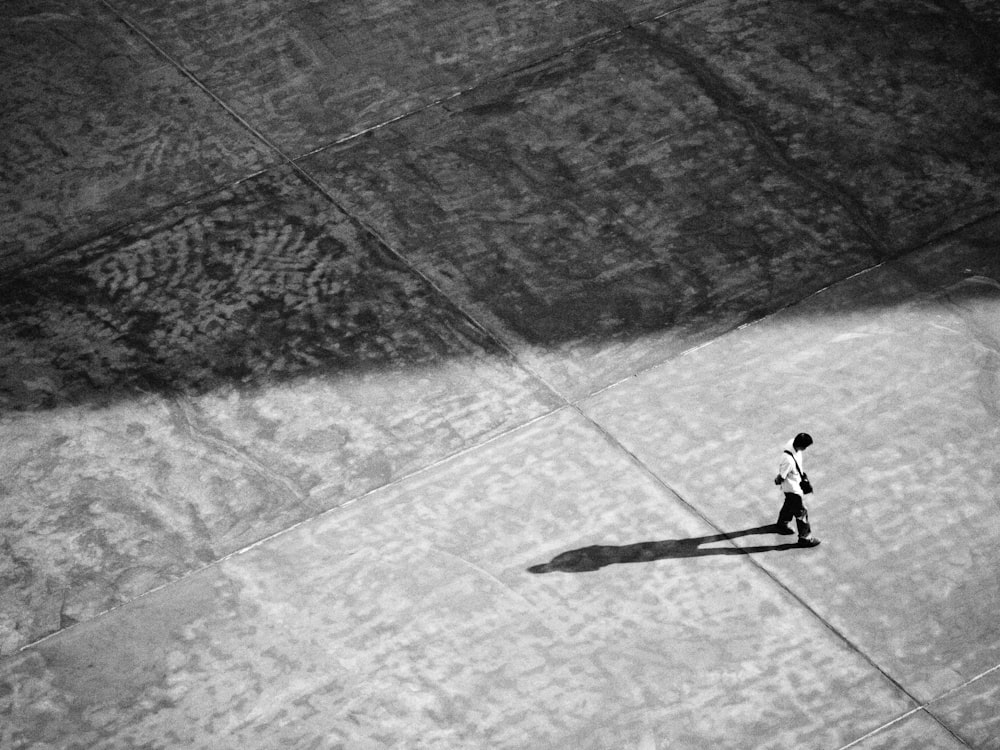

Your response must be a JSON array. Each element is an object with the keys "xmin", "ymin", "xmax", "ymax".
[{"xmin": 778, "ymin": 440, "xmax": 806, "ymax": 495}]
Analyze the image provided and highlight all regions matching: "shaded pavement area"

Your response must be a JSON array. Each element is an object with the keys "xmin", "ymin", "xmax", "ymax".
[{"xmin": 2, "ymin": 0, "xmax": 999, "ymax": 747}]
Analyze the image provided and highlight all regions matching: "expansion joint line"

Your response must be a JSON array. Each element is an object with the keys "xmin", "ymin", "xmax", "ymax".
[
  {"xmin": 291, "ymin": 165, "xmax": 569, "ymax": 409},
  {"xmin": 576, "ymin": 404, "xmax": 932, "ymax": 741},
  {"xmin": 8, "ymin": 399, "xmax": 570, "ymax": 658},
  {"xmin": 837, "ymin": 698, "xmax": 978, "ymax": 750},
  {"xmin": 631, "ymin": 24, "xmax": 891, "ymax": 260},
  {"xmin": 292, "ymin": 0, "xmax": 719, "ymax": 157},
  {"xmin": 96, "ymin": 0, "xmax": 726, "ymax": 393},
  {"xmin": 918, "ymin": 206, "xmax": 999, "ymax": 252},
  {"xmin": 101, "ymin": 0, "xmax": 291, "ymax": 165},
  {"xmin": 103, "ymin": 0, "xmax": 566, "ymax": 406}
]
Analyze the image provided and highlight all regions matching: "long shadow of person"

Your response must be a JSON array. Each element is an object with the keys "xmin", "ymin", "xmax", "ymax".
[{"xmin": 528, "ymin": 525, "xmax": 799, "ymax": 574}]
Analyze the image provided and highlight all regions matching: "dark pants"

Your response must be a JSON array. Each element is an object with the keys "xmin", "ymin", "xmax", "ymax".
[{"xmin": 778, "ymin": 492, "xmax": 812, "ymax": 539}]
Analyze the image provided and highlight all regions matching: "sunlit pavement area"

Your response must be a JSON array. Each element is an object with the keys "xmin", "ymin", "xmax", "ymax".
[{"xmin": 2, "ymin": 1, "xmax": 1000, "ymax": 748}]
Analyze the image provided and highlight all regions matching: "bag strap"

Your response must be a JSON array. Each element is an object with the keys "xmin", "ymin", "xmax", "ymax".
[{"xmin": 783, "ymin": 449, "xmax": 804, "ymax": 477}]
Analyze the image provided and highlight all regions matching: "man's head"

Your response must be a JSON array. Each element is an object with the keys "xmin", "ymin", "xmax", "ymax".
[{"xmin": 792, "ymin": 432, "xmax": 813, "ymax": 451}]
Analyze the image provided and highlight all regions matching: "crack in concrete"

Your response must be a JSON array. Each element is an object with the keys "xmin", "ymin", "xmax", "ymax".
[
  {"xmin": 424, "ymin": 544, "xmax": 542, "ymax": 618},
  {"xmin": 171, "ymin": 395, "xmax": 306, "ymax": 506}
]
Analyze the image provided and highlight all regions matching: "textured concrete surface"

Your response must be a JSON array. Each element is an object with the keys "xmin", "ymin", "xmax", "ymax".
[
  {"xmin": 0, "ymin": 166, "xmax": 558, "ymax": 651},
  {"xmin": 1, "ymin": 0, "xmax": 999, "ymax": 747},
  {"xmin": 0, "ymin": 2, "xmax": 275, "ymax": 272},
  {"xmin": 104, "ymin": 0, "xmax": 686, "ymax": 154},
  {"xmin": 304, "ymin": 0, "xmax": 1000, "ymax": 398},
  {"xmin": 1, "ymin": 411, "xmax": 918, "ymax": 749},
  {"xmin": 933, "ymin": 668, "xmax": 1000, "ymax": 749},
  {"xmin": 581, "ymin": 234, "xmax": 1000, "ymax": 704}
]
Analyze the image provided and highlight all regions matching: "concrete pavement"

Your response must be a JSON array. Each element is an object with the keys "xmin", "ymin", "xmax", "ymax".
[{"xmin": 2, "ymin": 0, "xmax": 999, "ymax": 747}]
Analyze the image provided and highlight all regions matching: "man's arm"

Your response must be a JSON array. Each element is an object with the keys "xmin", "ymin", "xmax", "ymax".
[{"xmin": 777, "ymin": 453, "xmax": 794, "ymax": 479}]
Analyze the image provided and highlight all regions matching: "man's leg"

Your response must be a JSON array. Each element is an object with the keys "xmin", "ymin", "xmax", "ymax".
[
  {"xmin": 793, "ymin": 502, "xmax": 812, "ymax": 539},
  {"xmin": 794, "ymin": 499, "xmax": 820, "ymax": 546},
  {"xmin": 776, "ymin": 493, "xmax": 798, "ymax": 533}
]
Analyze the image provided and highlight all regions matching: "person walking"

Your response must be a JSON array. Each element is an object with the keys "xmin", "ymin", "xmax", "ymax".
[{"xmin": 774, "ymin": 432, "xmax": 821, "ymax": 547}]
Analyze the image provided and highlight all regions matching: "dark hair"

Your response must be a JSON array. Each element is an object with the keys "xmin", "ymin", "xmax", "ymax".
[{"xmin": 792, "ymin": 432, "xmax": 813, "ymax": 450}]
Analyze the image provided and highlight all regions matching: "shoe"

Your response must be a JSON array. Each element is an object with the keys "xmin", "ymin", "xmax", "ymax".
[
  {"xmin": 797, "ymin": 537, "xmax": 821, "ymax": 547},
  {"xmin": 774, "ymin": 524, "xmax": 795, "ymax": 535}
]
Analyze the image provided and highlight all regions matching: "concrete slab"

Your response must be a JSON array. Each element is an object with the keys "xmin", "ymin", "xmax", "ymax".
[
  {"xmin": 0, "ymin": 2, "xmax": 273, "ymax": 270},
  {"xmin": 0, "ymin": 167, "xmax": 557, "ymax": 654},
  {"xmin": 650, "ymin": 0, "xmax": 1000, "ymax": 250},
  {"xmin": 302, "ymin": 27, "xmax": 882, "ymax": 398},
  {"xmin": 0, "ymin": 409, "xmax": 916, "ymax": 749},
  {"xmin": 2, "ymin": 0, "xmax": 998, "ymax": 745},
  {"xmin": 106, "ymin": 0, "xmax": 684, "ymax": 155},
  {"xmin": 931, "ymin": 669, "xmax": 1000, "ymax": 750},
  {"xmin": 300, "ymin": 0, "xmax": 1000, "ymax": 400},
  {"xmin": 580, "ymin": 229, "xmax": 1000, "ymax": 704}
]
